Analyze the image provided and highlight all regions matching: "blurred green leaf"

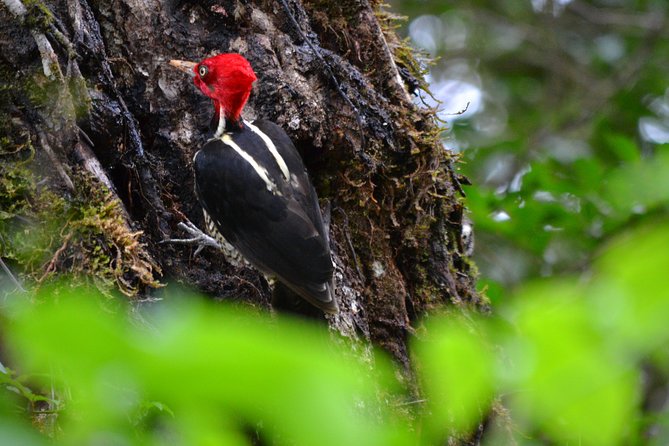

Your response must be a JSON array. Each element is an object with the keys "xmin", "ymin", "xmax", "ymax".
[
  {"xmin": 4, "ymin": 222, "xmax": 669, "ymax": 444},
  {"xmin": 604, "ymin": 148, "xmax": 669, "ymax": 217},
  {"xmin": 413, "ymin": 315, "xmax": 493, "ymax": 440},
  {"xmin": 0, "ymin": 384, "xmax": 47, "ymax": 446},
  {"xmin": 3, "ymin": 288, "xmax": 411, "ymax": 446},
  {"xmin": 504, "ymin": 282, "xmax": 638, "ymax": 446},
  {"xmin": 0, "ymin": 420, "xmax": 47, "ymax": 446},
  {"xmin": 590, "ymin": 224, "xmax": 669, "ymax": 354},
  {"xmin": 602, "ymin": 134, "xmax": 641, "ymax": 164},
  {"xmin": 476, "ymin": 278, "xmax": 505, "ymax": 305}
]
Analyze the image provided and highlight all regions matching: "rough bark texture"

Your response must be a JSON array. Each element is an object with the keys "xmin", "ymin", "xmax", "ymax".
[{"xmin": 0, "ymin": 0, "xmax": 485, "ymax": 372}]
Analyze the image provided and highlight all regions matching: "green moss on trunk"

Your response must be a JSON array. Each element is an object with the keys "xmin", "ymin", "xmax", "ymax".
[{"xmin": 0, "ymin": 138, "xmax": 161, "ymax": 297}]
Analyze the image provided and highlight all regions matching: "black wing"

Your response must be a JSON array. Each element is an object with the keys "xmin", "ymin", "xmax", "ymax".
[{"xmin": 193, "ymin": 122, "xmax": 336, "ymax": 312}]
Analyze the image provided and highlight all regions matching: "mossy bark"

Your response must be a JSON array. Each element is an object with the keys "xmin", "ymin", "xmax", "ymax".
[{"xmin": 0, "ymin": 0, "xmax": 484, "ymax": 370}]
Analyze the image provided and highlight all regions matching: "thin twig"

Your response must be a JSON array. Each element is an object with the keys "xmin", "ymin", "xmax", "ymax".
[
  {"xmin": 0, "ymin": 257, "xmax": 26, "ymax": 292},
  {"xmin": 38, "ymin": 233, "xmax": 71, "ymax": 283},
  {"xmin": 568, "ymin": 1, "xmax": 665, "ymax": 30},
  {"xmin": 393, "ymin": 398, "xmax": 427, "ymax": 407}
]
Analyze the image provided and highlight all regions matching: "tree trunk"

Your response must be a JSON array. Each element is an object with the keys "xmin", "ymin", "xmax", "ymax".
[{"xmin": 0, "ymin": 0, "xmax": 484, "ymax": 372}]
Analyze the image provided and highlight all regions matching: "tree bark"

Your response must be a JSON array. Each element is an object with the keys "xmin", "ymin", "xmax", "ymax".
[{"xmin": 0, "ymin": 0, "xmax": 484, "ymax": 371}]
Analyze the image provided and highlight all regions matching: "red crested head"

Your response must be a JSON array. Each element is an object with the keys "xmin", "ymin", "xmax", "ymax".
[{"xmin": 171, "ymin": 54, "xmax": 257, "ymax": 125}]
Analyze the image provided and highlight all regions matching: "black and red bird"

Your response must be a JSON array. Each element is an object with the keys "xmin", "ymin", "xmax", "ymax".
[{"xmin": 169, "ymin": 54, "xmax": 337, "ymax": 313}]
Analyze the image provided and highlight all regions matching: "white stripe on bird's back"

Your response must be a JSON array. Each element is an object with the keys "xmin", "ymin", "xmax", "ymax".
[
  {"xmin": 244, "ymin": 120, "xmax": 291, "ymax": 181},
  {"xmin": 221, "ymin": 134, "xmax": 279, "ymax": 194}
]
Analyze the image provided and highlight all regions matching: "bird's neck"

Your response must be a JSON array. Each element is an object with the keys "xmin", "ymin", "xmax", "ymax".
[
  {"xmin": 211, "ymin": 87, "xmax": 251, "ymax": 136},
  {"xmin": 212, "ymin": 102, "xmax": 243, "ymax": 138}
]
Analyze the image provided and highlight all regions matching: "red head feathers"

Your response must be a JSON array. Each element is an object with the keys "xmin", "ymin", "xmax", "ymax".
[{"xmin": 170, "ymin": 53, "xmax": 257, "ymax": 125}]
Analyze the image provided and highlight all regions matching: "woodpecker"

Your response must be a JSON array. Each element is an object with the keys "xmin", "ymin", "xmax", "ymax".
[{"xmin": 169, "ymin": 54, "xmax": 337, "ymax": 314}]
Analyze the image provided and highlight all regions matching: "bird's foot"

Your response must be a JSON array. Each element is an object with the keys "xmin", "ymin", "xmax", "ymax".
[{"xmin": 161, "ymin": 220, "xmax": 223, "ymax": 256}]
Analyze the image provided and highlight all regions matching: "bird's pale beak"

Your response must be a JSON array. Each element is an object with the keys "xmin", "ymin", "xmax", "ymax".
[{"xmin": 169, "ymin": 59, "xmax": 197, "ymax": 77}]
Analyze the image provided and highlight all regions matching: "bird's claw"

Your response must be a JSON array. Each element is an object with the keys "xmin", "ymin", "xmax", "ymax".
[{"xmin": 161, "ymin": 220, "xmax": 223, "ymax": 255}]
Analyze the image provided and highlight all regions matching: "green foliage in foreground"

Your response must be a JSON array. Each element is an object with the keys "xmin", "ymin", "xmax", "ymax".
[{"xmin": 1, "ymin": 223, "xmax": 669, "ymax": 445}]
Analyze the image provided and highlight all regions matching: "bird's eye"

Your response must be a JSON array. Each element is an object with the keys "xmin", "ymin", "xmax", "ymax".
[{"xmin": 198, "ymin": 65, "xmax": 208, "ymax": 77}]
